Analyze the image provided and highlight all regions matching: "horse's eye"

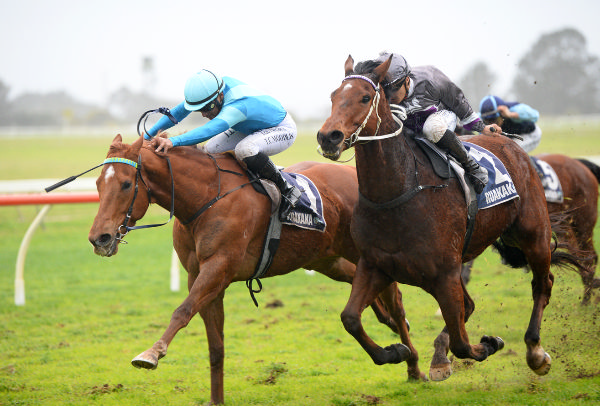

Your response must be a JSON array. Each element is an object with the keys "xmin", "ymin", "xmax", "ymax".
[
  {"xmin": 362, "ymin": 95, "xmax": 371, "ymax": 103},
  {"xmin": 122, "ymin": 181, "xmax": 132, "ymax": 191}
]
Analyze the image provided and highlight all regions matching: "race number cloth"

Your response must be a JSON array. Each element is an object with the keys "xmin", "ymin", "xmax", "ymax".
[
  {"xmin": 530, "ymin": 157, "xmax": 564, "ymax": 203},
  {"xmin": 463, "ymin": 142, "xmax": 519, "ymax": 209},
  {"xmin": 280, "ymin": 172, "xmax": 326, "ymax": 232}
]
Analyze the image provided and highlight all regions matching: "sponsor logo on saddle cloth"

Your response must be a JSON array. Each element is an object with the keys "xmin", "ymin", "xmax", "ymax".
[
  {"xmin": 280, "ymin": 172, "xmax": 326, "ymax": 232},
  {"xmin": 529, "ymin": 156, "xmax": 564, "ymax": 203},
  {"xmin": 463, "ymin": 142, "xmax": 519, "ymax": 209}
]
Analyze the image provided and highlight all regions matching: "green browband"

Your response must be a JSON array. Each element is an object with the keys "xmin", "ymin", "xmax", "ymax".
[{"xmin": 103, "ymin": 157, "xmax": 138, "ymax": 168}]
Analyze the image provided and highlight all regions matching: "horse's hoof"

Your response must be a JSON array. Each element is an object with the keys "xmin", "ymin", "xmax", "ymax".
[
  {"xmin": 532, "ymin": 352, "xmax": 551, "ymax": 376},
  {"xmin": 384, "ymin": 343, "xmax": 411, "ymax": 363},
  {"xmin": 429, "ymin": 363, "xmax": 452, "ymax": 381},
  {"xmin": 480, "ymin": 335, "xmax": 504, "ymax": 354},
  {"xmin": 131, "ymin": 352, "xmax": 158, "ymax": 370}
]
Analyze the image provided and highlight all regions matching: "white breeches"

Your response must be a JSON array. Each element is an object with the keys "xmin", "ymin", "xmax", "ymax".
[
  {"xmin": 422, "ymin": 110, "xmax": 458, "ymax": 142},
  {"xmin": 204, "ymin": 113, "xmax": 297, "ymax": 159}
]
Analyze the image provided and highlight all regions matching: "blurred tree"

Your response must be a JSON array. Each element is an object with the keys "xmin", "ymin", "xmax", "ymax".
[
  {"xmin": 0, "ymin": 79, "xmax": 11, "ymax": 124},
  {"xmin": 511, "ymin": 28, "xmax": 600, "ymax": 115},
  {"xmin": 458, "ymin": 61, "xmax": 497, "ymax": 109}
]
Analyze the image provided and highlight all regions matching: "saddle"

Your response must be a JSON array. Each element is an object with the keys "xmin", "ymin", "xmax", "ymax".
[{"xmin": 244, "ymin": 168, "xmax": 326, "ymax": 306}]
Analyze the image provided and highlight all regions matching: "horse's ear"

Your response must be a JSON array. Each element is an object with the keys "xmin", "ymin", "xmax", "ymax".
[
  {"xmin": 131, "ymin": 134, "xmax": 144, "ymax": 155},
  {"xmin": 111, "ymin": 134, "xmax": 123, "ymax": 147},
  {"xmin": 344, "ymin": 55, "xmax": 355, "ymax": 76},
  {"xmin": 373, "ymin": 55, "xmax": 392, "ymax": 85}
]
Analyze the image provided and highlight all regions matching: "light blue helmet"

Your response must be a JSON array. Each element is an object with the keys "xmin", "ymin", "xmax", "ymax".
[{"xmin": 184, "ymin": 70, "xmax": 225, "ymax": 111}]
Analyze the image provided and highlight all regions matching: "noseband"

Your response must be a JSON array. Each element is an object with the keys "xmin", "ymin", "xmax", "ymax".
[{"xmin": 341, "ymin": 75, "xmax": 405, "ymax": 148}]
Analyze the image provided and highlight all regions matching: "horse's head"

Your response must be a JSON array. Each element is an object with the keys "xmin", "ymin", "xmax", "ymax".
[
  {"xmin": 88, "ymin": 134, "xmax": 150, "ymax": 257},
  {"xmin": 317, "ymin": 55, "xmax": 392, "ymax": 161}
]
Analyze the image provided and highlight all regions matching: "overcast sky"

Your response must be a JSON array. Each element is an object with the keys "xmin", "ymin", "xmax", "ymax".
[{"xmin": 2, "ymin": 0, "xmax": 599, "ymax": 120}]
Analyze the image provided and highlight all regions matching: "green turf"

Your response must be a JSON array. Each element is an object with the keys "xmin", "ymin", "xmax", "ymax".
[{"xmin": 1, "ymin": 123, "xmax": 599, "ymax": 405}]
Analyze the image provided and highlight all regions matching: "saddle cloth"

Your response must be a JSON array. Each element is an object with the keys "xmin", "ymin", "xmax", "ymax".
[
  {"xmin": 463, "ymin": 142, "xmax": 520, "ymax": 209},
  {"xmin": 415, "ymin": 137, "xmax": 519, "ymax": 209},
  {"xmin": 280, "ymin": 172, "xmax": 326, "ymax": 232},
  {"xmin": 529, "ymin": 157, "xmax": 564, "ymax": 203}
]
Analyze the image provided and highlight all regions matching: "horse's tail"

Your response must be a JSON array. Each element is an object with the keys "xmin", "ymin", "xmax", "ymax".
[
  {"xmin": 493, "ymin": 211, "xmax": 595, "ymax": 271},
  {"xmin": 577, "ymin": 158, "xmax": 600, "ymax": 185}
]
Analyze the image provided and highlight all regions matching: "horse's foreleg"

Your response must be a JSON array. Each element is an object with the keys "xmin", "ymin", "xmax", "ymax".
[
  {"xmin": 341, "ymin": 260, "xmax": 411, "ymax": 365},
  {"xmin": 200, "ymin": 294, "xmax": 226, "ymax": 405},
  {"xmin": 132, "ymin": 263, "xmax": 232, "ymax": 371}
]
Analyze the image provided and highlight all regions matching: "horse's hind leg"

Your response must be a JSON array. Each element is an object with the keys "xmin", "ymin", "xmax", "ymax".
[
  {"xmin": 432, "ymin": 274, "xmax": 504, "ymax": 373},
  {"xmin": 429, "ymin": 275, "xmax": 499, "ymax": 381},
  {"xmin": 200, "ymin": 294, "xmax": 226, "ymax": 405},
  {"xmin": 340, "ymin": 260, "xmax": 412, "ymax": 365},
  {"xmin": 377, "ymin": 283, "xmax": 427, "ymax": 381},
  {"xmin": 523, "ymin": 245, "xmax": 554, "ymax": 375},
  {"xmin": 577, "ymin": 235, "xmax": 599, "ymax": 305}
]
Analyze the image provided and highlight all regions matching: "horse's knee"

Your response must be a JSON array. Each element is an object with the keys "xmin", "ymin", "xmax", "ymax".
[
  {"xmin": 171, "ymin": 304, "xmax": 195, "ymax": 328},
  {"xmin": 209, "ymin": 343, "xmax": 225, "ymax": 369},
  {"xmin": 341, "ymin": 309, "xmax": 361, "ymax": 334}
]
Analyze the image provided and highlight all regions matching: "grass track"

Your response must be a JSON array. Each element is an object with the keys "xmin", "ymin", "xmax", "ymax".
[{"xmin": 1, "ymin": 123, "xmax": 599, "ymax": 405}]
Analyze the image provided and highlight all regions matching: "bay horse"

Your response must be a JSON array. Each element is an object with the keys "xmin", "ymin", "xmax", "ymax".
[
  {"xmin": 462, "ymin": 154, "xmax": 600, "ymax": 304},
  {"xmin": 87, "ymin": 134, "xmax": 424, "ymax": 405},
  {"xmin": 316, "ymin": 55, "xmax": 586, "ymax": 381}
]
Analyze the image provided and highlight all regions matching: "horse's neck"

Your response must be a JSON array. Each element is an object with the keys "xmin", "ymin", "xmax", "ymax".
[
  {"xmin": 354, "ymin": 124, "xmax": 415, "ymax": 204},
  {"xmin": 141, "ymin": 149, "xmax": 217, "ymax": 218}
]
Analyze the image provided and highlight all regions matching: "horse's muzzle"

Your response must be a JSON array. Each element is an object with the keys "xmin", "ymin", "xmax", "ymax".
[
  {"xmin": 89, "ymin": 233, "xmax": 119, "ymax": 257},
  {"xmin": 317, "ymin": 130, "xmax": 344, "ymax": 161}
]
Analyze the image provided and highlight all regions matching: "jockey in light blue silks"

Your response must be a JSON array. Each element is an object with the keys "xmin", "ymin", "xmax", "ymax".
[
  {"xmin": 479, "ymin": 95, "xmax": 542, "ymax": 153},
  {"xmin": 145, "ymin": 69, "xmax": 301, "ymax": 220}
]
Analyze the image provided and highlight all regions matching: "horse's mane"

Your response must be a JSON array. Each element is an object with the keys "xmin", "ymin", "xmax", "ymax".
[
  {"xmin": 354, "ymin": 59, "xmax": 380, "ymax": 76},
  {"xmin": 354, "ymin": 59, "xmax": 395, "ymax": 101}
]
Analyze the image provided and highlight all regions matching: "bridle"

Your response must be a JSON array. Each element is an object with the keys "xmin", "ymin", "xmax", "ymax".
[
  {"xmin": 341, "ymin": 74, "xmax": 406, "ymax": 148},
  {"xmin": 112, "ymin": 155, "xmax": 175, "ymax": 244}
]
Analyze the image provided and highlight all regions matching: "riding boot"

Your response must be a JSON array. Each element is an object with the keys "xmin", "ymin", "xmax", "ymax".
[
  {"xmin": 436, "ymin": 130, "xmax": 488, "ymax": 194},
  {"xmin": 243, "ymin": 152, "xmax": 302, "ymax": 221}
]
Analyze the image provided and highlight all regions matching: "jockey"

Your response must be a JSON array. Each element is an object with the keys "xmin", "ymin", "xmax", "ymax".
[
  {"xmin": 369, "ymin": 52, "xmax": 501, "ymax": 194},
  {"xmin": 479, "ymin": 95, "xmax": 541, "ymax": 153},
  {"xmin": 145, "ymin": 69, "xmax": 301, "ymax": 220}
]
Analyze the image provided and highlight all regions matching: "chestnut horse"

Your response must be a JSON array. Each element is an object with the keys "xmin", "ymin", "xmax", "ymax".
[
  {"xmin": 462, "ymin": 154, "xmax": 600, "ymax": 303},
  {"xmin": 87, "ymin": 134, "xmax": 423, "ymax": 405},
  {"xmin": 317, "ymin": 56, "xmax": 586, "ymax": 381}
]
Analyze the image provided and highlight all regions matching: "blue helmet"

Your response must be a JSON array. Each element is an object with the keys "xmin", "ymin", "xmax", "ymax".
[
  {"xmin": 479, "ymin": 95, "xmax": 506, "ymax": 119},
  {"xmin": 184, "ymin": 70, "xmax": 225, "ymax": 111}
]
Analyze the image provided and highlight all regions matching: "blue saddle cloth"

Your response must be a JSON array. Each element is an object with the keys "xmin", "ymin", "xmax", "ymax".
[
  {"xmin": 530, "ymin": 157, "xmax": 564, "ymax": 203},
  {"xmin": 280, "ymin": 172, "xmax": 326, "ymax": 232},
  {"xmin": 463, "ymin": 142, "xmax": 520, "ymax": 209}
]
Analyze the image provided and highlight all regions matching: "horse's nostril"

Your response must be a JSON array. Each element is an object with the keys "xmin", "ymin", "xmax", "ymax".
[
  {"xmin": 329, "ymin": 130, "xmax": 344, "ymax": 146},
  {"xmin": 318, "ymin": 130, "xmax": 344, "ymax": 148},
  {"xmin": 96, "ymin": 233, "xmax": 113, "ymax": 246}
]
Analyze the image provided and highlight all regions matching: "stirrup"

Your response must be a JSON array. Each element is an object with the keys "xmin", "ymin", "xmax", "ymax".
[
  {"xmin": 282, "ymin": 186, "xmax": 301, "ymax": 207},
  {"xmin": 279, "ymin": 186, "xmax": 301, "ymax": 221}
]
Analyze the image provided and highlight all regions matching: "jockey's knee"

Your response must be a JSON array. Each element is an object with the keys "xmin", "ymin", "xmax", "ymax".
[
  {"xmin": 235, "ymin": 141, "xmax": 260, "ymax": 161},
  {"xmin": 423, "ymin": 118, "xmax": 449, "ymax": 143}
]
